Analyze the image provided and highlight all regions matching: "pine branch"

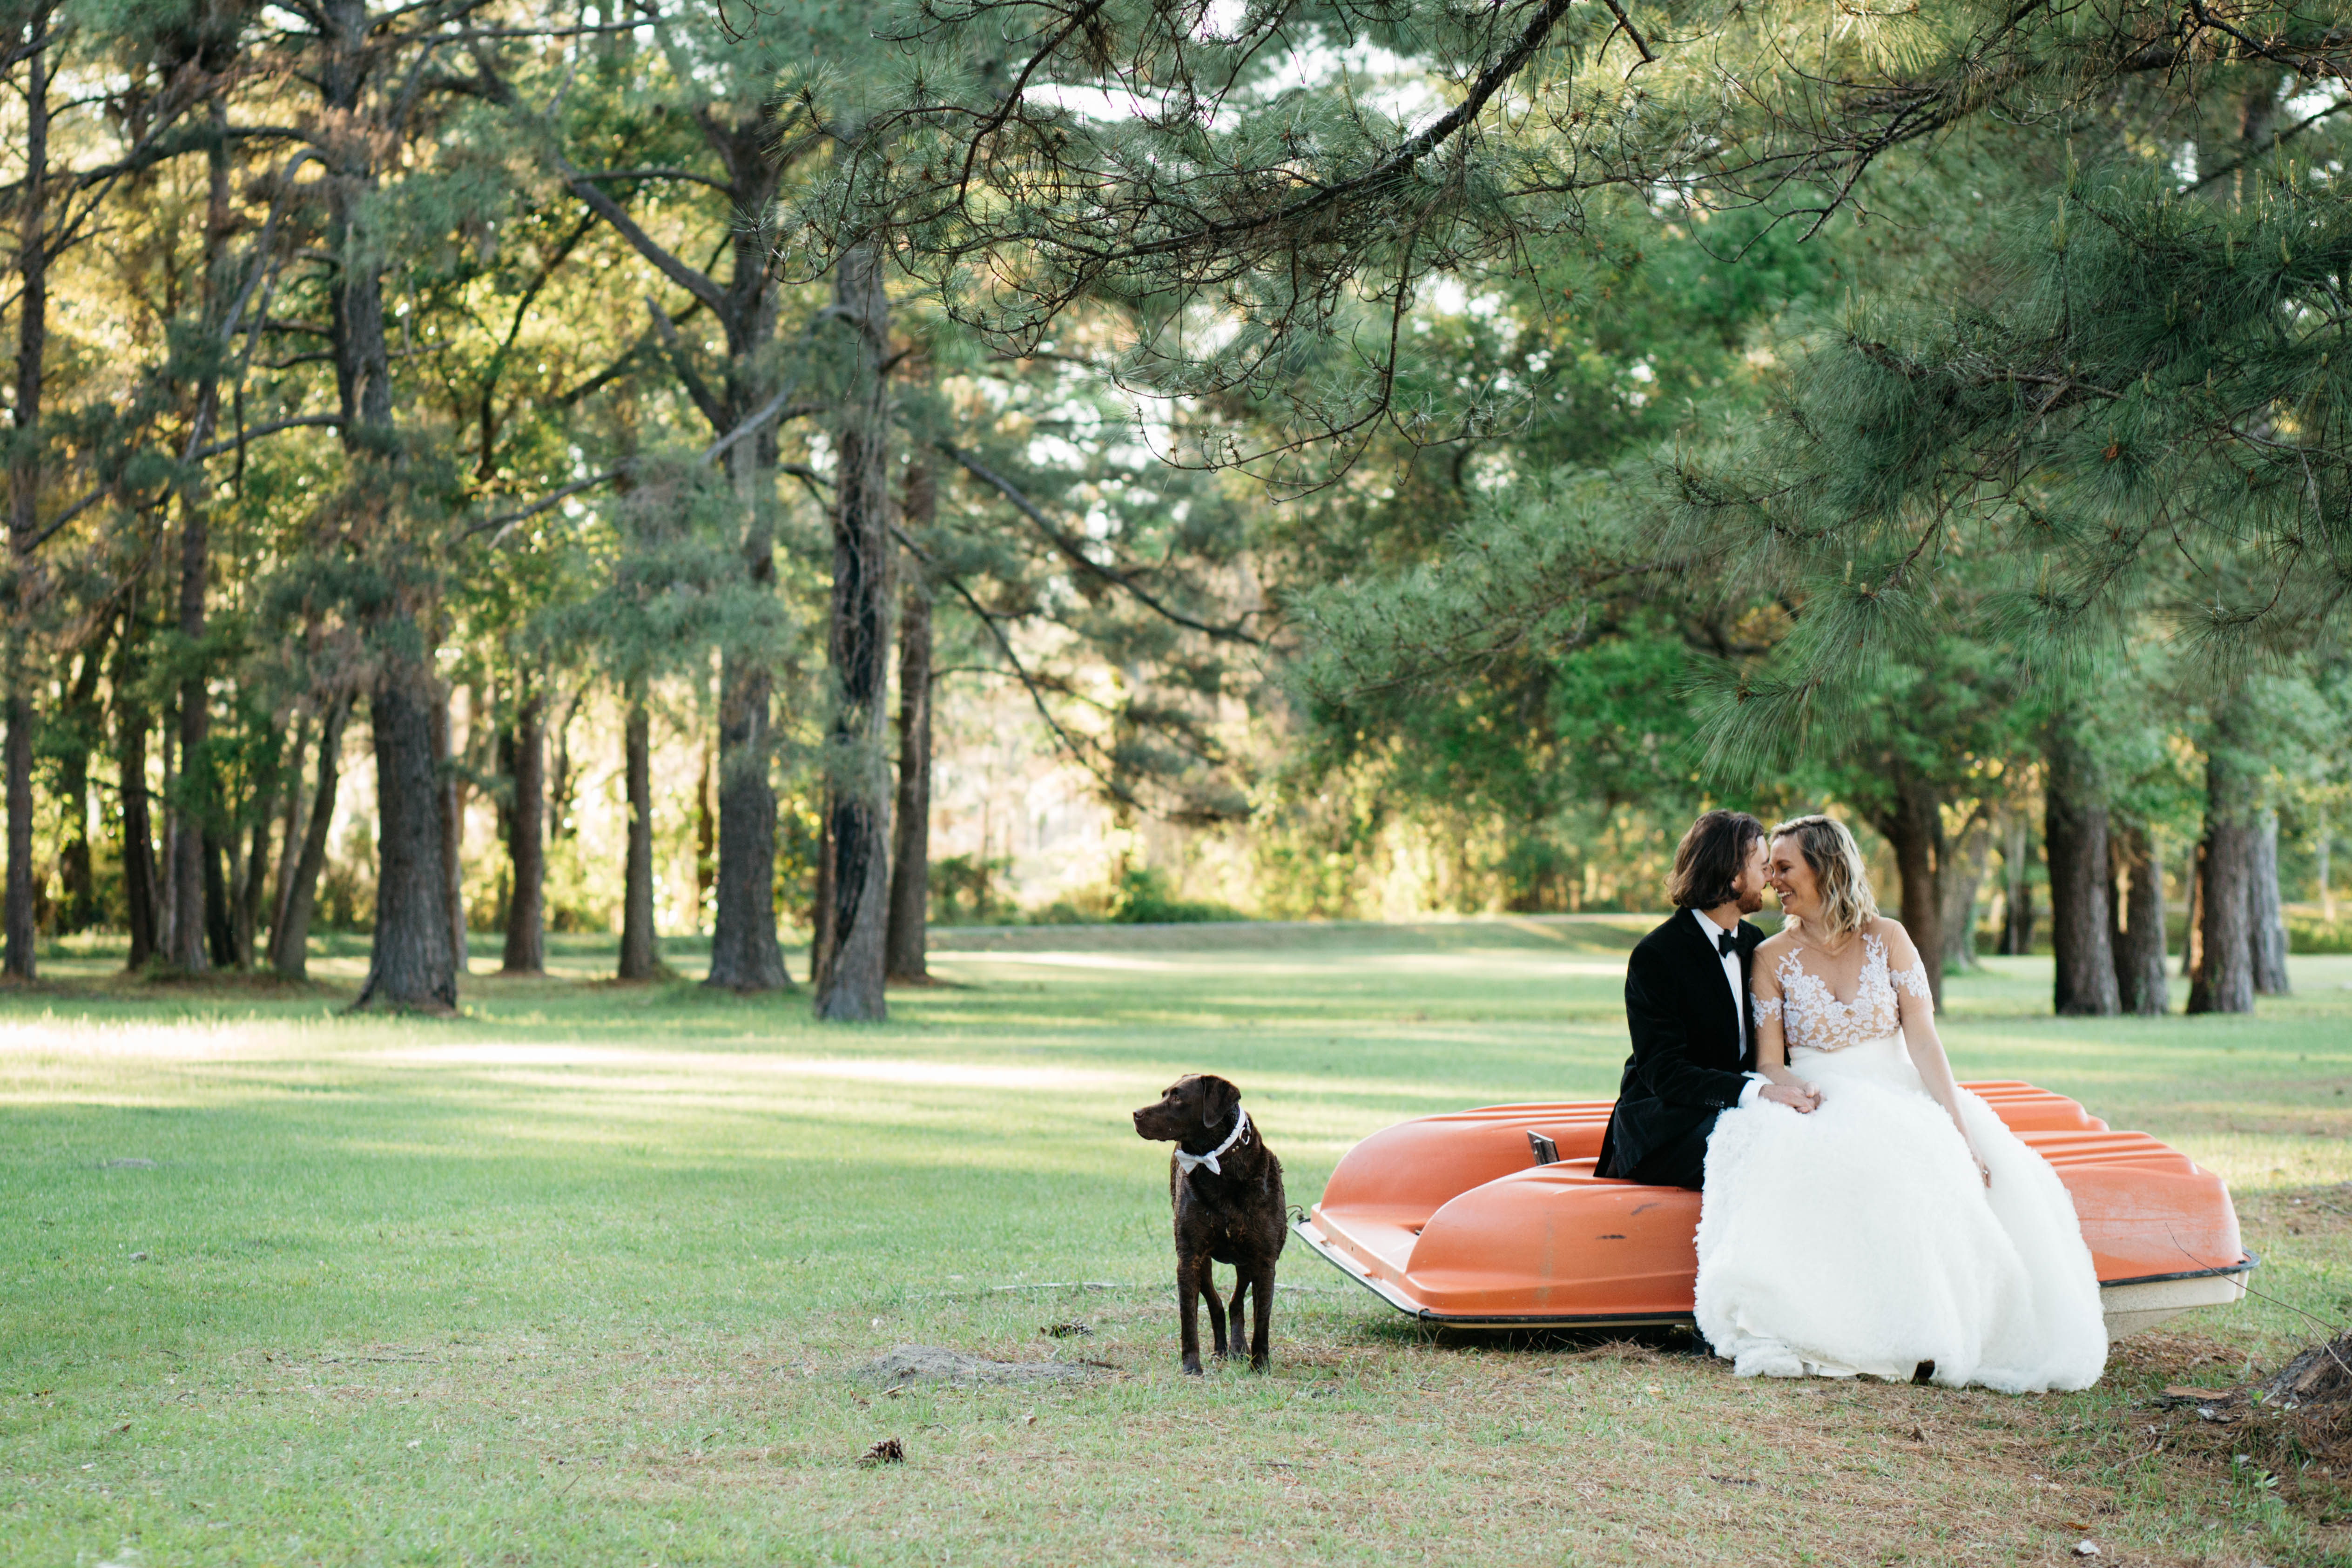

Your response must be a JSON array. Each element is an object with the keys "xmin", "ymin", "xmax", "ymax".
[{"xmin": 936, "ymin": 440, "xmax": 1264, "ymax": 646}]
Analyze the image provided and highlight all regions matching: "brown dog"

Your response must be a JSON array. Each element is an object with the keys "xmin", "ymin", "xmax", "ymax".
[{"xmin": 1132, "ymin": 1074, "xmax": 1286, "ymax": 1373}]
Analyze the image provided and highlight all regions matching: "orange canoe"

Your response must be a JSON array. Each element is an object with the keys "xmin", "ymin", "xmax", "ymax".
[{"xmin": 1294, "ymin": 1083, "xmax": 2254, "ymax": 1338}]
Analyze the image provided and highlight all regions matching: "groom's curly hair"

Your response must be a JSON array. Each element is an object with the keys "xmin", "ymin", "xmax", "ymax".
[{"xmin": 1667, "ymin": 810, "xmax": 1766, "ymax": 909}]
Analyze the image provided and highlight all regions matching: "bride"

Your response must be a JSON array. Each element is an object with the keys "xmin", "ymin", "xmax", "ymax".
[{"xmin": 1694, "ymin": 814, "xmax": 2108, "ymax": 1392}]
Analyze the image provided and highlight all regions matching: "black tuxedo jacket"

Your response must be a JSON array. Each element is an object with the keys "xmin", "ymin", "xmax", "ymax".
[{"xmin": 1594, "ymin": 909, "xmax": 1763, "ymax": 1188}]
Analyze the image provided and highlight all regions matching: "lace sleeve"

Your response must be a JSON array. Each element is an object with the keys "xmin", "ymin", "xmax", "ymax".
[
  {"xmin": 1751, "ymin": 993, "xmax": 1783, "ymax": 1022},
  {"xmin": 1892, "ymin": 959, "xmax": 1934, "ymax": 1009}
]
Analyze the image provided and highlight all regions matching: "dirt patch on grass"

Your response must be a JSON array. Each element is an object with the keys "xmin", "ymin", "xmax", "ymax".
[
  {"xmin": 2239, "ymin": 1183, "xmax": 2352, "ymax": 1243},
  {"xmin": 287, "ymin": 1323, "xmax": 2294, "ymax": 1565},
  {"xmin": 857, "ymin": 1345, "xmax": 1097, "ymax": 1386}
]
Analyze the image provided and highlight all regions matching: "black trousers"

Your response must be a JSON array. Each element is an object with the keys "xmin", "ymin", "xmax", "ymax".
[{"xmin": 1614, "ymin": 1110, "xmax": 1720, "ymax": 1191}]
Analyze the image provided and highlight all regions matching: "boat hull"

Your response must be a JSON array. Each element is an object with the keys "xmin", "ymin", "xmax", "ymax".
[{"xmin": 1298, "ymin": 1085, "xmax": 2252, "ymax": 1336}]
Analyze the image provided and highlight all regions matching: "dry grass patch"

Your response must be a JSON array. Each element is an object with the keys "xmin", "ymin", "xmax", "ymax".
[{"xmin": 182, "ymin": 1314, "xmax": 2253, "ymax": 1567}]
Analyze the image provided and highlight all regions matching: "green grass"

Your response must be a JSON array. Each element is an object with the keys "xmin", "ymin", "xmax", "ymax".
[{"xmin": 4, "ymin": 917, "xmax": 2349, "ymax": 1566}]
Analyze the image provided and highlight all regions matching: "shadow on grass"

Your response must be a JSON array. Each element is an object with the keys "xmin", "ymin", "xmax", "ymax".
[{"xmin": 1347, "ymin": 1313, "xmax": 1710, "ymax": 1358}]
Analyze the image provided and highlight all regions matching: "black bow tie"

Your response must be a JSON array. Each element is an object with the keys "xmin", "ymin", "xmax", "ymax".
[{"xmin": 1716, "ymin": 929, "xmax": 1739, "ymax": 957}]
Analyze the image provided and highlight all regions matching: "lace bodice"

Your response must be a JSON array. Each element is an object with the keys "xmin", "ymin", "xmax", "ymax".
[{"xmin": 1751, "ymin": 933, "xmax": 1932, "ymax": 1054}]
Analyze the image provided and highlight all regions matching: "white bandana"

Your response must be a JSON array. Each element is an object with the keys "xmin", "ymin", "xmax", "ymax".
[{"xmin": 1173, "ymin": 1107, "xmax": 1252, "ymax": 1178}]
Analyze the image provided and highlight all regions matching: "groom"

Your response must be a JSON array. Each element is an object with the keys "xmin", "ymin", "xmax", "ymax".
[{"xmin": 1596, "ymin": 810, "xmax": 1820, "ymax": 1188}]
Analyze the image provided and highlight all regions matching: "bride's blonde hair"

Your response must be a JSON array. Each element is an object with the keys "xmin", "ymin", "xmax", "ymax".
[{"xmin": 1770, "ymin": 814, "xmax": 1878, "ymax": 938}]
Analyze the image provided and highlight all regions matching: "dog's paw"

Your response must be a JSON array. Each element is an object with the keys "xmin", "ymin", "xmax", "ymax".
[{"xmin": 1181, "ymin": 1358, "xmax": 1204, "ymax": 1376}]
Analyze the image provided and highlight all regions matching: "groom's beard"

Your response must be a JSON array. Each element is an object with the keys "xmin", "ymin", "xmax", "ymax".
[{"xmin": 1736, "ymin": 887, "xmax": 1766, "ymax": 915}]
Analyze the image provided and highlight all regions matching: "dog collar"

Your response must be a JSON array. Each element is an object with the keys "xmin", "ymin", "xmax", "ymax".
[{"xmin": 1173, "ymin": 1107, "xmax": 1251, "ymax": 1178}]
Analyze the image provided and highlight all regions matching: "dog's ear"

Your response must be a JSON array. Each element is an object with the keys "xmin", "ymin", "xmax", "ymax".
[{"xmin": 1200, "ymin": 1075, "xmax": 1240, "ymax": 1130}]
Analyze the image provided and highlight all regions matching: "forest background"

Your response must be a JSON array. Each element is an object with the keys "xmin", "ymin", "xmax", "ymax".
[{"xmin": 0, "ymin": 0, "xmax": 2347, "ymax": 1022}]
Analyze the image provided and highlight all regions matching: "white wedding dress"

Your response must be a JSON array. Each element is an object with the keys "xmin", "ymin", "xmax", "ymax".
[{"xmin": 1693, "ymin": 930, "xmax": 2108, "ymax": 1392}]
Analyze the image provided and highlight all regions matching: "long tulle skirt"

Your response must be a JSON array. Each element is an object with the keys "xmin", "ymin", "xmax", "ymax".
[{"xmin": 1694, "ymin": 1034, "xmax": 2107, "ymax": 1393}]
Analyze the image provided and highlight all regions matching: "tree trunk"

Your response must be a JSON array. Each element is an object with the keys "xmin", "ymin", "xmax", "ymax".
[
  {"xmin": 269, "ymin": 708, "xmax": 312, "ymax": 951},
  {"xmin": 56, "ymin": 631, "xmax": 107, "ymax": 932},
  {"xmin": 500, "ymin": 692, "xmax": 546, "ymax": 975},
  {"xmin": 158, "ymin": 729, "xmax": 177, "ymax": 959},
  {"xmin": 119, "ymin": 693, "xmax": 160, "ymax": 971},
  {"xmin": 56, "ymin": 776, "xmax": 92, "ymax": 930},
  {"xmin": 885, "ymin": 485, "xmax": 935, "ymax": 984},
  {"xmin": 704, "ymin": 648, "xmax": 788, "ymax": 990},
  {"xmin": 553, "ymin": 76, "xmax": 792, "ymax": 989},
  {"xmin": 356, "ymin": 662, "xmax": 456, "ymax": 1011},
  {"xmin": 319, "ymin": 0, "xmax": 450, "ymax": 1011},
  {"xmin": 815, "ymin": 241, "xmax": 894, "ymax": 1022},
  {"xmin": 2188, "ymin": 744, "xmax": 2255, "ymax": 1016},
  {"xmin": 271, "ymin": 692, "xmax": 349, "ymax": 979},
  {"xmin": 700, "ymin": 308, "xmax": 796, "ymax": 993},
  {"xmin": 2182, "ymin": 839, "xmax": 2203, "ymax": 980},
  {"xmin": 2044, "ymin": 732, "xmax": 2119, "ymax": 1016},
  {"xmin": 168, "ymin": 84, "xmax": 240, "ymax": 976},
  {"xmin": 2, "ymin": 10, "xmax": 48, "ymax": 983},
  {"xmin": 547, "ymin": 691, "xmax": 580, "ymax": 841},
  {"xmin": 1867, "ymin": 771, "xmax": 1945, "ymax": 1009},
  {"xmin": 617, "ymin": 689, "xmax": 659, "ymax": 980},
  {"xmin": 701, "ymin": 416, "xmax": 789, "ymax": 990},
  {"xmin": 1998, "ymin": 811, "xmax": 2034, "ymax": 956},
  {"xmin": 169, "ymin": 538, "xmax": 210, "ymax": 972},
  {"xmin": 1936, "ymin": 814, "xmax": 1990, "ymax": 977},
  {"xmin": 694, "ymin": 737, "xmax": 715, "ymax": 922},
  {"xmin": 237, "ymin": 807, "xmax": 273, "ymax": 969},
  {"xmin": 203, "ymin": 832, "xmax": 235, "ymax": 968},
  {"xmin": 432, "ymin": 692, "xmax": 467, "ymax": 977},
  {"xmin": 2, "ymin": 697, "xmax": 30, "ymax": 980},
  {"xmin": 2109, "ymin": 817, "xmax": 2169, "ymax": 1016},
  {"xmin": 811, "ymin": 809, "xmax": 836, "ymax": 990},
  {"xmin": 2320, "ymin": 812, "xmax": 2335, "ymax": 922},
  {"xmin": 2249, "ymin": 808, "xmax": 2290, "ymax": 995}
]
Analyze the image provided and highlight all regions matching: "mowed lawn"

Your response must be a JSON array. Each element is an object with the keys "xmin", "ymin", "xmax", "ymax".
[{"xmin": 3, "ymin": 918, "xmax": 2349, "ymax": 1568}]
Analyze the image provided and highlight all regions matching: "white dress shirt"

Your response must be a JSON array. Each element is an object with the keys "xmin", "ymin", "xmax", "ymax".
[{"xmin": 1690, "ymin": 907, "xmax": 1765, "ymax": 1109}]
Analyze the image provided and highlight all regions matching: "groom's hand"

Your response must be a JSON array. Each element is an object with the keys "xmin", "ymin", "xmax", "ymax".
[{"xmin": 1760, "ymin": 1083, "xmax": 1821, "ymax": 1113}]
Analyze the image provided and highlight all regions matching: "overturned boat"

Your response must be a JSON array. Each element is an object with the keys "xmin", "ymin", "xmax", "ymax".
[{"xmin": 1295, "ymin": 1084, "xmax": 2252, "ymax": 1338}]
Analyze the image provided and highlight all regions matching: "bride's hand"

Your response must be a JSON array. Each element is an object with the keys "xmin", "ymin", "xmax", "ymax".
[{"xmin": 1967, "ymin": 1143, "xmax": 1991, "ymax": 1187}]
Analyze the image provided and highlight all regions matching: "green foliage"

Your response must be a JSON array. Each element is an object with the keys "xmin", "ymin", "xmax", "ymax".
[
  {"xmin": 2287, "ymin": 915, "xmax": 2352, "ymax": 956},
  {"xmin": 1103, "ymin": 864, "xmax": 1242, "ymax": 924},
  {"xmin": 1024, "ymin": 866, "xmax": 1243, "ymax": 925},
  {"xmin": 928, "ymin": 851, "xmax": 1018, "ymax": 926}
]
